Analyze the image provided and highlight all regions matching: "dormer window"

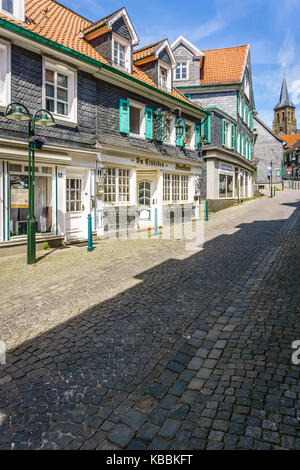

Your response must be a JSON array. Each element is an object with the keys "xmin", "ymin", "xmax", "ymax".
[
  {"xmin": 114, "ymin": 41, "xmax": 126, "ymax": 69},
  {"xmin": 2, "ymin": 0, "xmax": 13, "ymax": 13},
  {"xmin": 0, "ymin": 0, "xmax": 24, "ymax": 21},
  {"xmin": 158, "ymin": 62, "xmax": 172, "ymax": 92},
  {"xmin": 159, "ymin": 67, "xmax": 168, "ymax": 90},
  {"xmin": 112, "ymin": 35, "xmax": 131, "ymax": 73},
  {"xmin": 175, "ymin": 62, "xmax": 188, "ymax": 80}
]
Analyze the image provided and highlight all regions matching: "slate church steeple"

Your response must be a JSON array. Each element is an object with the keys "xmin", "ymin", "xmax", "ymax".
[{"xmin": 273, "ymin": 75, "xmax": 297, "ymax": 135}]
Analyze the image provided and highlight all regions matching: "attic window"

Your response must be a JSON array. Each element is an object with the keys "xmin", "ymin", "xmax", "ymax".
[
  {"xmin": 159, "ymin": 68, "xmax": 168, "ymax": 90},
  {"xmin": 114, "ymin": 41, "xmax": 126, "ymax": 68},
  {"xmin": 2, "ymin": 0, "xmax": 13, "ymax": 14},
  {"xmin": 1, "ymin": 0, "xmax": 24, "ymax": 21},
  {"xmin": 175, "ymin": 62, "xmax": 188, "ymax": 80}
]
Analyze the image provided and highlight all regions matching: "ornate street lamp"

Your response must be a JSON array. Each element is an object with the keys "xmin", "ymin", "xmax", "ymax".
[
  {"xmin": 4, "ymin": 102, "xmax": 55, "ymax": 264},
  {"xmin": 175, "ymin": 118, "xmax": 185, "ymax": 139}
]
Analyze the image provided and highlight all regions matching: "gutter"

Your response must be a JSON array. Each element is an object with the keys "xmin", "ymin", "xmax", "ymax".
[
  {"xmin": 176, "ymin": 83, "xmax": 242, "ymax": 89},
  {"xmin": 0, "ymin": 17, "xmax": 209, "ymax": 117}
]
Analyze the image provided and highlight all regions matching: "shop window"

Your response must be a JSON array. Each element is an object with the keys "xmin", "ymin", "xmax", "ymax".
[
  {"xmin": 163, "ymin": 173, "xmax": 189, "ymax": 202},
  {"xmin": 172, "ymin": 175, "xmax": 180, "ymax": 201},
  {"xmin": 118, "ymin": 169, "xmax": 130, "ymax": 202},
  {"xmin": 163, "ymin": 173, "xmax": 171, "ymax": 201},
  {"xmin": 10, "ymin": 167, "xmax": 53, "ymax": 237},
  {"xmin": 66, "ymin": 178, "xmax": 82, "ymax": 212},
  {"xmin": 181, "ymin": 176, "xmax": 189, "ymax": 201},
  {"xmin": 104, "ymin": 168, "xmax": 131, "ymax": 204},
  {"xmin": 219, "ymin": 173, "xmax": 233, "ymax": 198}
]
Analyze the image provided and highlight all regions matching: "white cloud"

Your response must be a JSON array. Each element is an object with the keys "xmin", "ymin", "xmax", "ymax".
[
  {"xmin": 290, "ymin": 80, "xmax": 300, "ymax": 104},
  {"xmin": 277, "ymin": 31, "xmax": 295, "ymax": 67}
]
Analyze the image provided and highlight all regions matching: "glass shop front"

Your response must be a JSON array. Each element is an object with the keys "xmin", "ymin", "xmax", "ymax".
[{"xmin": 9, "ymin": 163, "xmax": 54, "ymax": 238}]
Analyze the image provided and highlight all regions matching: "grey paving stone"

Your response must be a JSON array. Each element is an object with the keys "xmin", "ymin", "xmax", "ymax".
[
  {"xmin": 108, "ymin": 424, "xmax": 136, "ymax": 448},
  {"xmin": 121, "ymin": 409, "xmax": 147, "ymax": 430},
  {"xmin": 159, "ymin": 419, "xmax": 182, "ymax": 438}
]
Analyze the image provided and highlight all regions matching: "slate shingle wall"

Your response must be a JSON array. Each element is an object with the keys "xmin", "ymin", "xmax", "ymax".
[{"xmin": 254, "ymin": 117, "xmax": 283, "ymax": 183}]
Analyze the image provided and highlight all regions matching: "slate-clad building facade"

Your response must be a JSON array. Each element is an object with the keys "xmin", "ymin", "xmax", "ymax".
[
  {"xmin": 172, "ymin": 37, "xmax": 256, "ymax": 211},
  {"xmin": 0, "ymin": 2, "xmax": 207, "ymax": 254}
]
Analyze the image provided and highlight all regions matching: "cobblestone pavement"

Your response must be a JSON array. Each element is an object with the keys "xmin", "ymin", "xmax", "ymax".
[{"xmin": 0, "ymin": 191, "xmax": 300, "ymax": 450}]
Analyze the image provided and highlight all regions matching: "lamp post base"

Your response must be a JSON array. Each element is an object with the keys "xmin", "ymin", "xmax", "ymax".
[{"xmin": 27, "ymin": 216, "xmax": 36, "ymax": 264}]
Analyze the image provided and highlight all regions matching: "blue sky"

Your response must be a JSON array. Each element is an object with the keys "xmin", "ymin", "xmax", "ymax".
[{"xmin": 63, "ymin": 0, "xmax": 300, "ymax": 129}]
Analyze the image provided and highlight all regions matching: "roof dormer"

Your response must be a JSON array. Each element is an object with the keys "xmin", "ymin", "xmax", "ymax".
[
  {"xmin": 133, "ymin": 39, "xmax": 176, "ymax": 92},
  {"xmin": 79, "ymin": 8, "xmax": 139, "ymax": 74},
  {"xmin": 0, "ymin": 0, "xmax": 25, "ymax": 22},
  {"xmin": 171, "ymin": 36, "xmax": 205, "ymax": 86}
]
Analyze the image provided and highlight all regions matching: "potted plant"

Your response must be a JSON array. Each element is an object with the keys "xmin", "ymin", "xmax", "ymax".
[{"xmin": 28, "ymin": 135, "xmax": 47, "ymax": 150}]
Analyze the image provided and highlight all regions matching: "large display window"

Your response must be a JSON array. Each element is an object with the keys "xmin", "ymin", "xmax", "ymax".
[
  {"xmin": 219, "ymin": 173, "xmax": 233, "ymax": 198},
  {"xmin": 9, "ymin": 164, "xmax": 53, "ymax": 237}
]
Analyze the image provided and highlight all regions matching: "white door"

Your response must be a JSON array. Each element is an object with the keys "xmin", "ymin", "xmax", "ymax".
[
  {"xmin": 66, "ymin": 171, "xmax": 89, "ymax": 239},
  {"xmin": 138, "ymin": 180, "xmax": 152, "ymax": 222}
]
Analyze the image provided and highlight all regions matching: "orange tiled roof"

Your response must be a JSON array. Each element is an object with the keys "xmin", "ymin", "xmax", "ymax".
[
  {"xmin": 201, "ymin": 45, "xmax": 249, "ymax": 85},
  {"xmin": 279, "ymin": 134, "xmax": 300, "ymax": 148},
  {"xmin": 0, "ymin": 0, "xmax": 204, "ymax": 111},
  {"xmin": 133, "ymin": 41, "xmax": 163, "ymax": 61}
]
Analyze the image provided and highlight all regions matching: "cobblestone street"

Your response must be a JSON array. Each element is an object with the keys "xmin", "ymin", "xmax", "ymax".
[{"xmin": 0, "ymin": 190, "xmax": 300, "ymax": 450}]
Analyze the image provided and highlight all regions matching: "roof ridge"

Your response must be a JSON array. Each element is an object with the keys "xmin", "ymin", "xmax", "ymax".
[
  {"xmin": 202, "ymin": 44, "xmax": 249, "ymax": 53},
  {"xmin": 134, "ymin": 39, "xmax": 166, "ymax": 53},
  {"xmin": 47, "ymin": 0, "xmax": 92, "ymax": 23}
]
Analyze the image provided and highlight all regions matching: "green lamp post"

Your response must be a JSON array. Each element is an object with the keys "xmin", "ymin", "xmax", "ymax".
[{"xmin": 4, "ymin": 102, "xmax": 55, "ymax": 265}]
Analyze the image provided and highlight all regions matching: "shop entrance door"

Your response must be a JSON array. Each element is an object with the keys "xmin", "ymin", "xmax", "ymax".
[
  {"xmin": 138, "ymin": 180, "xmax": 151, "ymax": 222},
  {"xmin": 66, "ymin": 171, "xmax": 89, "ymax": 240}
]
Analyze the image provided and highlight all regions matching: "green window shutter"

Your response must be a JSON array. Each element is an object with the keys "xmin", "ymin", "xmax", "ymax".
[
  {"xmin": 195, "ymin": 125, "xmax": 200, "ymax": 150},
  {"xmin": 245, "ymin": 105, "xmax": 248, "ymax": 125},
  {"xmin": 145, "ymin": 107, "xmax": 153, "ymax": 139},
  {"xmin": 119, "ymin": 99, "xmax": 130, "ymax": 133},
  {"xmin": 243, "ymin": 136, "xmax": 246, "ymax": 157},
  {"xmin": 222, "ymin": 119, "xmax": 226, "ymax": 146},
  {"xmin": 239, "ymin": 131, "xmax": 242, "ymax": 154},
  {"xmin": 184, "ymin": 93, "xmax": 191, "ymax": 100},
  {"xmin": 241, "ymin": 99, "xmax": 244, "ymax": 121},
  {"xmin": 201, "ymin": 115, "xmax": 211, "ymax": 144},
  {"xmin": 175, "ymin": 119, "xmax": 185, "ymax": 147},
  {"xmin": 230, "ymin": 123, "xmax": 235, "ymax": 149}
]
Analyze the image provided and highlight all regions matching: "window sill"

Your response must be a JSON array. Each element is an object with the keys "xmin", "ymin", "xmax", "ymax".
[
  {"xmin": 53, "ymin": 117, "xmax": 78, "ymax": 128},
  {"xmin": 129, "ymin": 133, "xmax": 145, "ymax": 140}
]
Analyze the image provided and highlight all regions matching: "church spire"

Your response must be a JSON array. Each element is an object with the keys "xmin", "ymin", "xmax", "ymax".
[{"xmin": 274, "ymin": 74, "xmax": 295, "ymax": 110}]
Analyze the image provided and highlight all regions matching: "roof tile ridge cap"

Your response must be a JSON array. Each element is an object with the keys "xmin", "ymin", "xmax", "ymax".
[
  {"xmin": 202, "ymin": 44, "xmax": 249, "ymax": 53},
  {"xmin": 240, "ymin": 44, "xmax": 250, "ymax": 82}
]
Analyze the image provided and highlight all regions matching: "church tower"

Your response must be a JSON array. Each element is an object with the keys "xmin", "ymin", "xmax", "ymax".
[{"xmin": 273, "ymin": 75, "xmax": 297, "ymax": 135}]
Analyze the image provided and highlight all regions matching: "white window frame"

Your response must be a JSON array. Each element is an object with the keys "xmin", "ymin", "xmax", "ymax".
[
  {"xmin": 112, "ymin": 33, "xmax": 132, "ymax": 73},
  {"xmin": 158, "ymin": 61, "xmax": 172, "ymax": 92},
  {"xmin": 174, "ymin": 61, "xmax": 189, "ymax": 81},
  {"xmin": 184, "ymin": 120, "xmax": 195, "ymax": 149},
  {"xmin": 104, "ymin": 167, "xmax": 132, "ymax": 205},
  {"xmin": 225, "ymin": 121, "xmax": 231, "ymax": 149},
  {"xmin": 0, "ymin": 0, "xmax": 24, "ymax": 22},
  {"xmin": 129, "ymin": 100, "xmax": 145, "ymax": 139},
  {"xmin": 163, "ymin": 173, "xmax": 190, "ymax": 202},
  {"xmin": 42, "ymin": 59, "xmax": 77, "ymax": 126},
  {"xmin": 0, "ymin": 41, "xmax": 11, "ymax": 109},
  {"xmin": 165, "ymin": 117, "xmax": 176, "ymax": 145}
]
